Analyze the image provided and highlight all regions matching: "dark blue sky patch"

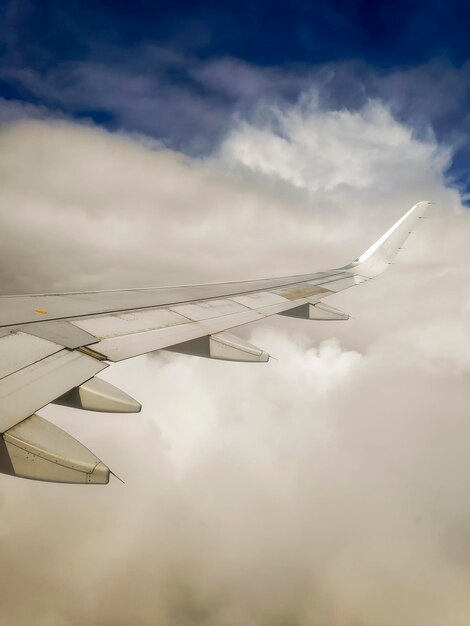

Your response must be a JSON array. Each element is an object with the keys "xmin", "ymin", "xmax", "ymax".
[
  {"xmin": 3, "ymin": 0, "xmax": 470, "ymax": 69},
  {"xmin": 74, "ymin": 108, "xmax": 116, "ymax": 125}
]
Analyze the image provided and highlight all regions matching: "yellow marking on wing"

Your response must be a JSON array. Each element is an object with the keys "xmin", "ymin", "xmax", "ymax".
[
  {"xmin": 272, "ymin": 285, "xmax": 331, "ymax": 300},
  {"xmin": 35, "ymin": 308, "xmax": 49, "ymax": 315}
]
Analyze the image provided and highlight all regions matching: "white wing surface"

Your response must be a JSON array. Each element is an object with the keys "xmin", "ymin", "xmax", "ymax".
[{"xmin": 0, "ymin": 202, "xmax": 430, "ymax": 484}]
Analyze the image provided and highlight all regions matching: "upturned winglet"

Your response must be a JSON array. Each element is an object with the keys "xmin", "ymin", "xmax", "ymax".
[{"xmin": 344, "ymin": 201, "xmax": 432, "ymax": 278}]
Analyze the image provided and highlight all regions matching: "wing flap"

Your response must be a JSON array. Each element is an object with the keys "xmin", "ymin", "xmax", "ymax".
[
  {"xmin": 0, "ymin": 332, "xmax": 63, "ymax": 380},
  {"xmin": 78, "ymin": 297, "xmax": 319, "ymax": 362},
  {"xmin": 0, "ymin": 350, "xmax": 107, "ymax": 432},
  {"xmin": 72, "ymin": 307, "xmax": 190, "ymax": 339},
  {"xmin": 87, "ymin": 309, "xmax": 266, "ymax": 361},
  {"xmin": 20, "ymin": 320, "xmax": 99, "ymax": 349}
]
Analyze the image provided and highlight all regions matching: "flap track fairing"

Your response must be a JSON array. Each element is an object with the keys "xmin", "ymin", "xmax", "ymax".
[
  {"xmin": 166, "ymin": 331, "xmax": 269, "ymax": 362},
  {"xmin": 1, "ymin": 414, "xmax": 109, "ymax": 484},
  {"xmin": 53, "ymin": 376, "xmax": 141, "ymax": 413},
  {"xmin": 279, "ymin": 302, "xmax": 349, "ymax": 320}
]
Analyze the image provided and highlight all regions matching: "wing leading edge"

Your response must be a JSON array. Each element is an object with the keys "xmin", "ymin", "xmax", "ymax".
[{"xmin": 0, "ymin": 201, "xmax": 431, "ymax": 484}]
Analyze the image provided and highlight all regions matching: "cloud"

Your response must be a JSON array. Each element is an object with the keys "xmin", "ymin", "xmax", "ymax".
[
  {"xmin": 0, "ymin": 97, "xmax": 59, "ymax": 124},
  {"xmin": 2, "ymin": 47, "xmax": 469, "ymax": 193},
  {"xmin": 219, "ymin": 99, "xmax": 452, "ymax": 192},
  {"xmin": 0, "ymin": 94, "xmax": 469, "ymax": 625}
]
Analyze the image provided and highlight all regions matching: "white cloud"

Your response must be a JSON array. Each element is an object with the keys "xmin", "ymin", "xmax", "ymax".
[
  {"xmin": 0, "ymin": 94, "xmax": 469, "ymax": 625},
  {"xmin": 220, "ymin": 99, "xmax": 452, "ymax": 193}
]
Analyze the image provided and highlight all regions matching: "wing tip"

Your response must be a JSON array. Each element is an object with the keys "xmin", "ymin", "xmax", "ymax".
[{"xmin": 348, "ymin": 201, "xmax": 432, "ymax": 277}]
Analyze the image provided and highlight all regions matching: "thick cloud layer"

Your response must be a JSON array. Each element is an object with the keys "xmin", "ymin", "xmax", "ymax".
[{"xmin": 0, "ymin": 96, "xmax": 468, "ymax": 625}]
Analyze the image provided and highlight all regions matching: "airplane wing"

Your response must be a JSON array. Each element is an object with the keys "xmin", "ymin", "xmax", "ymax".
[{"xmin": 0, "ymin": 201, "xmax": 430, "ymax": 484}]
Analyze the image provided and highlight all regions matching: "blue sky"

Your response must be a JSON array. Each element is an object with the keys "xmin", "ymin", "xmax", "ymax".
[{"xmin": 1, "ymin": 0, "xmax": 469, "ymax": 195}]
